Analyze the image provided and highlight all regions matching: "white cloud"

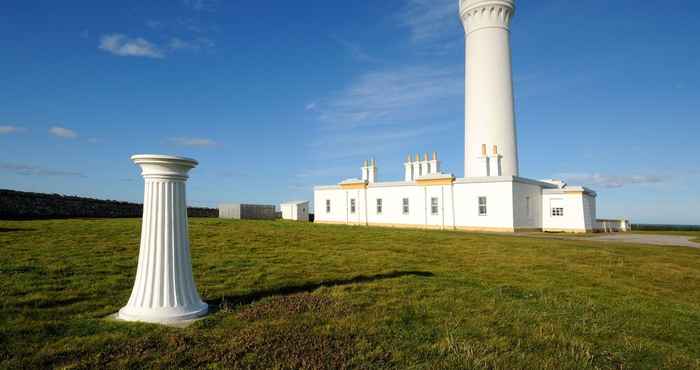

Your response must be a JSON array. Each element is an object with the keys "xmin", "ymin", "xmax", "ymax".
[
  {"xmin": 0, "ymin": 162, "xmax": 85, "ymax": 177},
  {"xmin": 167, "ymin": 137, "xmax": 217, "ymax": 148},
  {"xmin": 560, "ymin": 173, "xmax": 665, "ymax": 189},
  {"xmin": 312, "ymin": 65, "xmax": 461, "ymax": 129},
  {"xmin": 49, "ymin": 126, "xmax": 78, "ymax": 139},
  {"xmin": 0, "ymin": 125, "xmax": 25, "ymax": 135},
  {"xmin": 99, "ymin": 34, "xmax": 164, "ymax": 59}
]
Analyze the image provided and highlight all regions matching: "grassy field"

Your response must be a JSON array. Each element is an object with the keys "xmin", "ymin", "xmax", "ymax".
[{"xmin": 1, "ymin": 219, "xmax": 700, "ymax": 369}]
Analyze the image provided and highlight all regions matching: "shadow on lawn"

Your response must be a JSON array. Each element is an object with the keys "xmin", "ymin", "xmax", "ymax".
[
  {"xmin": 0, "ymin": 227, "xmax": 36, "ymax": 233},
  {"xmin": 207, "ymin": 270, "xmax": 434, "ymax": 313}
]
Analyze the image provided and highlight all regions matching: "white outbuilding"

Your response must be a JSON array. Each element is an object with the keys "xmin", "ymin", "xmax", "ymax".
[
  {"xmin": 219, "ymin": 204, "xmax": 276, "ymax": 220},
  {"xmin": 280, "ymin": 201, "xmax": 310, "ymax": 221}
]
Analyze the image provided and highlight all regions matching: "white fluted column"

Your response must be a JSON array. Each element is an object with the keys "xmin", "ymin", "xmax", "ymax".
[{"xmin": 119, "ymin": 154, "xmax": 208, "ymax": 324}]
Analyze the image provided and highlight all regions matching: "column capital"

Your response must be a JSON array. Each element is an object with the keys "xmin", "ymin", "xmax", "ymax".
[
  {"xmin": 131, "ymin": 154, "xmax": 198, "ymax": 180},
  {"xmin": 459, "ymin": 0, "xmax": 515, "ymax": 35}
]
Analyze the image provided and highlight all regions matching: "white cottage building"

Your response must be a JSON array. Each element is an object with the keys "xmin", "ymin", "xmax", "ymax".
[{"xmin": 313, "ymin": 0, "xmax": 627, "ymax": 233}]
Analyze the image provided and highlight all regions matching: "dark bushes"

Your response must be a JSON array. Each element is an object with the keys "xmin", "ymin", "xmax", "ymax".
[{"xmin": 0, "ymin": 189, "xmax": 217, "ymax": 220}]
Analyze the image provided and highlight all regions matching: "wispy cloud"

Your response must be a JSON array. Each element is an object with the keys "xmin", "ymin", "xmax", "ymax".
[
  {"xmin": 99, "ymin": 34, "xmax": 164, "ymax": 59},
  {"xmin": 182, "ymin": 0, "xmax": 217, "ymax": 12},
  {"xmin": 169, "ymin": 37, "xmax": 214, "ymax": 51},
  {"xmin": 167, "ymin": 137, "xmax": 217, "ymax": 148},
  {"xmin": 296, "ymin": 166, "xmax": 358, "ymax": 179},
  {"xmin": 0, "ymin": 125, "xmax": 26, "ymax": 135},
  {"xmin": 302, "ymin": 0, "xmax": 464, "ymax": 177},
  {"xmin": 332, "ymin": 37, "xmax": 381, "ymax": 64},
  {"xmin": 98, "ymin": 33, "xmax": 214, "ymax": 59},
  {"xmin": 398, "ymin": 0, "xmax": 461, "ymax": 53},
  {"xmin": 0, "ymin": 162, "xmax": 85, "ymax": 177},
  {"xmin": 146, "ymin": 20, "xmax": 163, "ymax": 29},
  {"xmin": 305, "ymin": 102, "xmax": 318, "ymax": 112},
  {"xmin": 311, "ymin": 65, "xmax": 461, "ymax": 130},
  {"xmin": 559, "ymin": 173, "xmax": 665, "ymax": 189},
  {"xmin": 49, "ymin": 126, "xmax": 78, "ymax": 139},
  {"xmin": 309, "ymin": 122, "xmax": 456, "ymax": 161}
]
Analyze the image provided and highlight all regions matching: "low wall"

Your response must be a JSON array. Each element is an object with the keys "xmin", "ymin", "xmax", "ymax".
[
  {"xmin": 0, "ymin": 189, "xmax": 217, "ymax": 220},
  {"xmin": 596, "ymin": 219, "xmax": 630, "ymax": 233}
]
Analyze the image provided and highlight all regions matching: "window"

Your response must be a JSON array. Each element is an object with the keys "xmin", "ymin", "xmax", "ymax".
[
  {"xmin": 402, "ymin": 198, "xmax": 410, "ymax": 215},
  {"xmin": 376, "ymin": 198, "xmax": 383, "ymax": 214},
  {"xmin": 427, "ymin": 163, "xmax": 432, "ymax": 174},
  {"xmin": 551, "ymin": 207, "xmax": 564, "ymax": 217},
  {"xmin": 431, "ymin": 197, "xmax": 439, "ymax": 215},
  {"xmin": 418, "ymin": 164, "xmax": 423, "ymax": 177},
  {"xmin": 325, "ymin": 199, "xmax": 331, "ymax": 213},
  {"xmin": 350, "ymin": 199, "xmax": 356, "ymax": 214},
  {"xmin": 478, "ymin": 196, "xmax": 487, "ymax": 216}
]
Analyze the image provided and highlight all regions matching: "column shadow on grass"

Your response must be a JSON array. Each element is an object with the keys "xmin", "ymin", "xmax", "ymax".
[
  {"xmin": 0, "ymin": 227, "xmax": 36, "ymax": 233},
  {"xmin": 206, "ymin": 270, "xmax": 434, "ymax": 313}
]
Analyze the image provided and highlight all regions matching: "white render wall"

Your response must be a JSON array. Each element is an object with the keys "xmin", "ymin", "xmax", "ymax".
[
  {"xmin": 315, "ymin": 177, "xmax": 598, "ymax": 233},
  {"xmin": 452, "ymin": 180, "xmax": 514, "ymax": 230},
  {"xmin": 541, "ymin": 192, "xmax": 591, "ymax": 232},
  {"xmin": 281, "ymin": 202, "xmax": 309, "ymax": 221},
  {"xmin": 582, "ymin": 194, "xmax": 597, "ymax": 231},
  {"xmin": 315, "ymin": 178, "xmax": 561, "ymax": 231},
  {"xmin": 512, "ymin": 181, "xmax": 543, "ymax": 230}
]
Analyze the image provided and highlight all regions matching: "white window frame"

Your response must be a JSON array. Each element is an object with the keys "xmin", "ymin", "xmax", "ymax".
[
  {"xmin": 350, "ymin": 198, "xmax": 356, "ymax": 214},
  {"xmin": 376, "ymin": 198, "xmax": 383, "ymax": 214},
  {"xmin": 551, "ymin": 207, "xmax": 564, "ymax": 217},
  {"xmin": 402, "ymin": 198, "xmax": 410, "ymax": 215},
  {"xmin": 431, "ymin": 197, "xmax": 439, "ymax": 215},
  {"xmin": 478, "ymin": 196, "xmax": 487, "ymax": 216}
]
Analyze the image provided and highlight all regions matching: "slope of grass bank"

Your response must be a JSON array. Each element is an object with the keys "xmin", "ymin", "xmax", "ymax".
[{"xmin": 1, "ymin": 219, "xmax": 699, "ymax": 369}]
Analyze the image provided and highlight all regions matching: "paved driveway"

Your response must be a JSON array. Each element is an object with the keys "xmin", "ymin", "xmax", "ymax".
[{"xmin": 588, "ymin": 234, "xmax": 700, "ymax": 248}]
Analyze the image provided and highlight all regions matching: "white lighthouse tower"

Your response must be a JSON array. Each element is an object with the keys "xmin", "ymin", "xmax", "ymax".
[{"xmin": 460, "ymin": 0, "xmax": 519, "ymax": 177}]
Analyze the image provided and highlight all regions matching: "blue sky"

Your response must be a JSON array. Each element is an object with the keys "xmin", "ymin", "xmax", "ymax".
[{"xmin": 1, "ymin": 0, "xmax": 698, "ymax": 224}]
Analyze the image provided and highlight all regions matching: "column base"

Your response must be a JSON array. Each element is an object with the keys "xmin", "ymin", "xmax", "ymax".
[{"xmin": 117, "ymin": 302, "xmax": 209, "ymax": 324}]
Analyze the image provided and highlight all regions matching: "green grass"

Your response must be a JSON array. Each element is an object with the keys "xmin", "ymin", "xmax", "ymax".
[{"xmin": 1, "ymin": 219, "xmax": 700, "ymax": 369}]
